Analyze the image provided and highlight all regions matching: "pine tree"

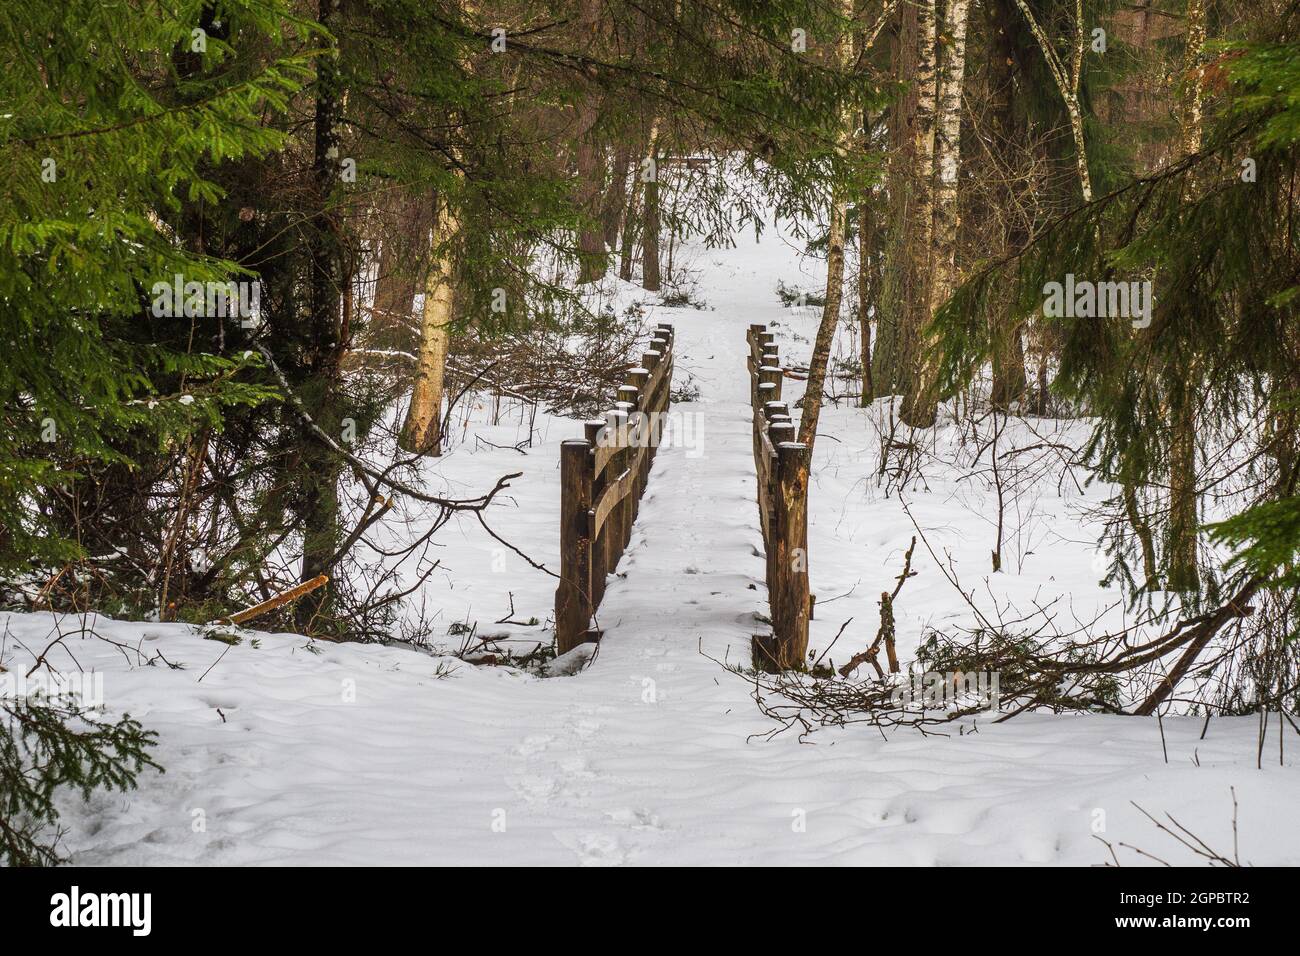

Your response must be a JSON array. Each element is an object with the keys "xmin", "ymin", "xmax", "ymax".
[{"xmin": 0, "ymin": 0, "xmax": 310, "ymax": 585}]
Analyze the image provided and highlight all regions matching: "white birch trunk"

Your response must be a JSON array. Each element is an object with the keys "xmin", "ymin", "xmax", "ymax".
[
  {"xmin": 906, "ymin": 0, "xmax": 972, "ymax": 423},
  {"xmin": 897, "ymin": 0, "xmax": 943, "ymax": 426},
  {"xmin": 398, "ymin": 195, "xmax": 458, "ymax": 456}
]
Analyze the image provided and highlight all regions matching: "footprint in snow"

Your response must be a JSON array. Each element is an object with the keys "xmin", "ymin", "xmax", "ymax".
[
  {"xmin": 514, "ymin": 734, "xmax": 555, "ymax": 757},
  {"xmin": 575, "ymin": 833, "xmax": 627, "ymax": 866},
  {"xmin": 515, "ymin": 774, "xmax": 559, "ymax": 802},
  {"xmin": 559, "ymin": 755, "xmax": 592, "ymax": 778},
  {"xmin": 605, "ymin": 807, "xmax": 664, "ymax": 831}
]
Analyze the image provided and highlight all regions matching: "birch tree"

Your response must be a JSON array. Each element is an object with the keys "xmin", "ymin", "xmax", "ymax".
[
  {"xmin": 891, "ymin": 0, "xmax": 938, "ymax": 426},
  {"xmin": 1012, "ymin": 0, "xmax": 1092, "ymax": 202},
  {"xmin": 902, "ymin": 0, "xmax": 972, "ymax": 427},
  {"xmin": 398, "ymin": 193, "xmax": 458, "ymax": 456}
]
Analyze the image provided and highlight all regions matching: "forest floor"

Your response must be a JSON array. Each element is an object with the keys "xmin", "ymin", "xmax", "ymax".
[{"xmin": 5, "ymin": 217, "xmax": 1298, "ymax": 866}]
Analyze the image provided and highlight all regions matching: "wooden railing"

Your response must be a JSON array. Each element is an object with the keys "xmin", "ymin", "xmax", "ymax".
[
  {"xmin": 746, "ymin": 324, "xmax": 811, "ymax": 671},
  {"xmin": 555, "ymin": 324, "xmax": 675, "ymax": 654}
]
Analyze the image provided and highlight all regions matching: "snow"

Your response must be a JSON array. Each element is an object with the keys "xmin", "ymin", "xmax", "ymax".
[{"xmin": 4, "ymin": 216, "xmax": 1297, "ymax": 867}]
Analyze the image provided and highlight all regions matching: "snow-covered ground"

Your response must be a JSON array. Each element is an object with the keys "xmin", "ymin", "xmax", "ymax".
[{"xmin": 4, "ymin": 217, "xmax": 1297, "ymax": 866}]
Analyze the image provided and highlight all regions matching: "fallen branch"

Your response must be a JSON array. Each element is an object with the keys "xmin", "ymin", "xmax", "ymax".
[{"xmin": 221, "ymin": 575, "xmax": 330, "ymax": 626}]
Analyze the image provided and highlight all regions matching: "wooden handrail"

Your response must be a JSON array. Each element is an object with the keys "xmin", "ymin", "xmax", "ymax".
[
  {"xmin": 555, "ymin": 325, "xmax": 675, "ymax": 654},
  {"xmin": 746, "ymin": 325, "xmax": 811, "ymax": 672}
]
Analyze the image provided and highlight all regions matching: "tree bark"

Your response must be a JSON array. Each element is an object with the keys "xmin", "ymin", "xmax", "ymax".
[
  {"xmin": 575, "ymin": 136, "xmax": 609, "ymax": 284},
  {"xmin": 298, "ymin": 0, "xmax": 347, "ymax": 632},
  {"xmin": 399, "ymin": 193, "xmax": 458, "ymax": 456},
  {"xmin": 1166, "ymin": 389, "xmax": 1199, "ymax": 591},
  {"xmin": 1165, "ymin": 0, "xmax": 1207, "ymax": 591},
  {"xmin": 872, "ymin": 3, "xmax": 913, "ymax": 400},
  {"xmin": 798, "ymin": 201, "xmax": 848, "ymax": 450},
  {"xmin": 601, "ymin": 142, "xmax": 633, "ymax": 250},
  {"xmin": 896, "ymin": 0, "xmax": 939, "ymax": 426},
  {"xmin": 619, "ymin": 173, "xmax": 642, "ymax": 282},
  {"xmin": 641, "ymin": 126, "xmax": 661, "ymax": 292},
  {"xmin": 858, "ymin": 190, "xmax": 876, "ymax": 406},
  {"xmin": 987, "ymin": 0, "xmax": 1029, "ymax": 410}
]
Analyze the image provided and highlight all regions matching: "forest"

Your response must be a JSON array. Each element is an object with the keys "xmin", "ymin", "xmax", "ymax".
[{"xmin": 1, "ymin": 0, "xmax": 1298, "ymax": 876}]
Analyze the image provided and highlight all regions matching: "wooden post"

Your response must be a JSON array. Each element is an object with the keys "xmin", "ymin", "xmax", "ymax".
[
  {"xmin": 628, "ymin": 367, "xmax": 650, "ymax": 505},
  {"xmin": 755, "ymin": 382, "xmax": 776, "ymax": 449},
  {"xmin": 642, "ymin": 349, "xmax": 662, "ymax": 469},
  {"xmin": 773, "ymin": 440, "xmax": 810, "ymax": 670},
  {"xmin": 764, "ymin": 420, "xmax": 795, "ymax": 652},
  {"xmin": 556, "ymin": 439, "xmax": 594, "ymax": 654},
  {"xmin": 585, "ymin": 418, "xmax": 608, "ymax": 607},
  {"xmin": 617, "ymin": 385, "xmax": 639, "ymax": 545},
  {"xmin": 601, "ymin": 408, "xmax": 630, "ymax": 600}
]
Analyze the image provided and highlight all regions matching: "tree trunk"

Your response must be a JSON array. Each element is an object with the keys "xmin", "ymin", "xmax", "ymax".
[
  {"xmin": 574, "ymin": 124, "xmax": 608, "ymax": 283},
  {"xmin": 575, "ymin": 138, "xmax": 608, "ymax": 284},
  {"xmin": 601, "ymin": 143, "xmax": 633, "ymax": 250},
  {"xmin": 796, "ymin": 0, "xmax": 856, "ymax": 452},
  {"xmin": 298, "ymin": 0, "xmax": 347, "ymax": 633},
  {"xmin": 399, "ymin": 193, "xmax": 458, "ymax": 456},
  {"xmin": 1124, "ymin": 480, "xmax": 1159, "ymax": 590},
  {"xmin": 987, "ymin": 0, "xmax": 1028, "ymax": 409},
  {"xmin": 641, "ymin": 128, "xmax": 661, "ymax": 292},
  {"xmin": 1165, "ymin": 0, "xmax": 1207, "ymax": 592},
  {"xmin": 619, "ymin": 173, "xmax": 642, "ymax": 282},
  {"xmin": 1166, "ymin": 389, "xmax": 1199, "ymax": 591},
  {"xmin": 872, "ymin": 0, "xmax": 917, "ymax": 401},
  {"xmin": 798, "ymin": 202, "xmax": 848, "ymax": 450},
  {"xmin": 895, "ymin": 0, "xmax": 939, "ymax": 426},
  {"xmin": 857, "ymin": 192, "xmax": 875, "ymax": 406}
]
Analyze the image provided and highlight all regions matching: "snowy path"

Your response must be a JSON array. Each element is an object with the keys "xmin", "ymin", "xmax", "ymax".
[{"xmin": 9, "ymin": 228, "xmax": 1299, "ymax": 866}]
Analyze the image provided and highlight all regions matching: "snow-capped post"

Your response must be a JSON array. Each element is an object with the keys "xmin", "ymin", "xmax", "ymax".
[
  {"xmin": 555, "ymin": 326, "xmax": 674, "ymax": 657},
  {"xmin": 747, "ymin": 324, "xmax": 765, "ymax": 406},
  {"xmin": 557, "ymin": 439, "xmax": 595, "ymax": 655}
]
